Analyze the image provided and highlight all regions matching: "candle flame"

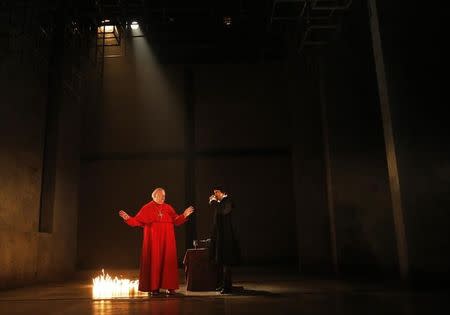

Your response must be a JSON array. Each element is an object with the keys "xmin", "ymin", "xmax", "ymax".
[{"xmin": 92, "ymin": 269, "xmax": 146, "ymax": 299}]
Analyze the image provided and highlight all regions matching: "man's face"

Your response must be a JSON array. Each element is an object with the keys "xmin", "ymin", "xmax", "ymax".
[
  {"xmin": 213, "ymin": 190, "xmax": 224, "ymax": 200},
  {"xmin": 153, "ymin": 190, "xmax": 166, "ymax": 204}
]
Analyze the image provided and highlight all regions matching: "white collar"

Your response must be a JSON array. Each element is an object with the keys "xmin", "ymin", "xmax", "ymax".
[{"xmin": 218, "ymin": 194, "xmax": 228, "ymax": 202}]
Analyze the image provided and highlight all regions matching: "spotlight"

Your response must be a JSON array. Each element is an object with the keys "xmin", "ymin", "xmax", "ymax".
[
  {"xmin": 130, "ymin": 21, "xmax": 139, "ymax": 30},
  {"xmin": 104, "ymin": 25, "xmax": 114, "ymax": 32},
  {"xmin": 223, "ymin": 16, "xmax": 232, "ymax": 28},
  {"xmin": 98, "ymin": 19, "xmax": 115, "ymax": 33}
]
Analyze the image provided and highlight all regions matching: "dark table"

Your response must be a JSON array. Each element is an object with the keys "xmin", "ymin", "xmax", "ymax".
[{"xmin": 183, "ymin": 248, "xmax": 218, "ymax": 291}]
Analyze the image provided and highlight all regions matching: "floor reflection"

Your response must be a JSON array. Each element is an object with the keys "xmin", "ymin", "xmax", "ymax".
[
  {"xmin": 92, "ymin": 300, "xmax": 114, "ymax": 315},
  {"xmin": 92, "ymin": 298, "xmax": 181, "ymax": 315}
]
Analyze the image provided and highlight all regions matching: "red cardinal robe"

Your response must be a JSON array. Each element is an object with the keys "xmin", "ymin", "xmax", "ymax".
[{"xmin": 124, "ymin": 200, "xmax": 187, "ymax": 292}]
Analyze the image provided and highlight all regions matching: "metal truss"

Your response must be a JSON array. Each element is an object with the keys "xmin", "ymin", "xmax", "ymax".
[
  {"xmin": 267, "ymin": 0, "xmax": 352, "ymax": 54},
  {"xmin": 0, "ymin": 0, "xmax": 102, "ymax": 103}
]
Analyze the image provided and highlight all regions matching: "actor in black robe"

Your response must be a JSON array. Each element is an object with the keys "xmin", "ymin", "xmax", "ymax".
[{"xmin": 209, "ymin": 186, "xmax": 240, "ymax": 294}]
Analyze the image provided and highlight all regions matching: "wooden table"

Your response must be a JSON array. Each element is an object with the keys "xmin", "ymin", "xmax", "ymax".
[{"xmin": 183, "ymin": 248, "xmax": 218, "ymax": 291}]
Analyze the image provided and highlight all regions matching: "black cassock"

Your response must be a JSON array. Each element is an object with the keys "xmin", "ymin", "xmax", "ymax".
[{"xmin": 209, "ymin": 196, "xmax": 240, "ymax": 266}]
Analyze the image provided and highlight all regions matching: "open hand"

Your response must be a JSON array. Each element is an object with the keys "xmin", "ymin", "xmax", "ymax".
[
  {"xmin": 119, "ymin": 210, "xmax": 130, "ymax": 220},
  {"xmin": 183, "ymin": 206, "xmax": 194, "ymax": 218}
]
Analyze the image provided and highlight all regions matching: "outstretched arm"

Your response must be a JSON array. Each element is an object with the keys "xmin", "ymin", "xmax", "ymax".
[
  {"xmin": 118, "ymin": 203, "xmax": 154, "ymax": 227},
  {"xmin": 169, "ymin": 205, "xmax": 194, "ymax": 226},
  {"xmin": 119, "ymin": 210, "xmax": 144, "ymax": 227}
]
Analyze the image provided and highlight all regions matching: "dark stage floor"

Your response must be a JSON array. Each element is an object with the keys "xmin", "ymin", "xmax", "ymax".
[{"xmin": 0, "ymin": 267, "xmax": 448, "ymax": 315}]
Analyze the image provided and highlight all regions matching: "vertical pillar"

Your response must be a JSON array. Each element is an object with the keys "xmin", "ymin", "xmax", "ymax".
[
  {"xmin": 318, "ymin": 56, "xmax": 339, "ymax": 275},
  {"xmin": 367, "ymin": 0, "xmax": 409, "ymax": 279},
  {"xmin": 39, "ymin": 4, "xmax": 66, "ymax": 233},
  {"xmin": 184, "ymin": 66, "xmax": 197, "ymax": 249}
]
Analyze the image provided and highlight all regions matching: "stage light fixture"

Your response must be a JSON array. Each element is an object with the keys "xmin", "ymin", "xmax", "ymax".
[
  {"xmin": 223, "ymin": 16, "xmax": 232, "ymax": 28},
  {"xmin": 131, "ymin": 21, "xmax": 139, "ymax": 30}
]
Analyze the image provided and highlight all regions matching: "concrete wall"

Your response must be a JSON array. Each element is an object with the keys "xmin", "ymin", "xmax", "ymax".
[
  {"xmin": 78, "ymin": 37, "xmax": 187, "ymax": 269},
  {"xmin": 372, "ymin": 1, "xmax": 450, "ymax": 278},
  {"xmin": 194, "ymin": 64, "xmax": 297, "ymax": 264},
  {"xmin": 323, "ymin": 2, "xmax": 398, "ymax": 274},
  {"xmin": 321, "ymin": 0, "xmax": 398, "ymax": 276},
  {"xmin": 0, "ymin": 56, "xmax": 80, "ymax": 289},
  {"xmin": 78, "ymin": 37, "xmax": 298, "ymax": 268},
  {"xmin": 291, "ymin": 0, "xmax": 450, "ymax": 279},
  {"xmin": 289, "ymin": 56, "xmax": 334, "ymax": 274},
  {"xmin": 289, "ymin": 1, "xmax": 399, "ymax": 276}
]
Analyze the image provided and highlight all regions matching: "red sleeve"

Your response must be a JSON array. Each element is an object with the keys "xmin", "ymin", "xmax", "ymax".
[
  {"xmin": 125, "ymin": 203, "xmax": 154, "ymax": 227},
  {"xmin": 167, "ymin": 204, "xmax": 187, "ymax": 226},
  {"xmin": 125, "ymin": 216, "xmax": 144, "ymax": 227}
]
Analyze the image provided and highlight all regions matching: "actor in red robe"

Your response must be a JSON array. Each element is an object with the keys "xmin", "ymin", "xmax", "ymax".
[{"xmin": 119, "ymin": 188, "xmax": 194, "ymax": 295}]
